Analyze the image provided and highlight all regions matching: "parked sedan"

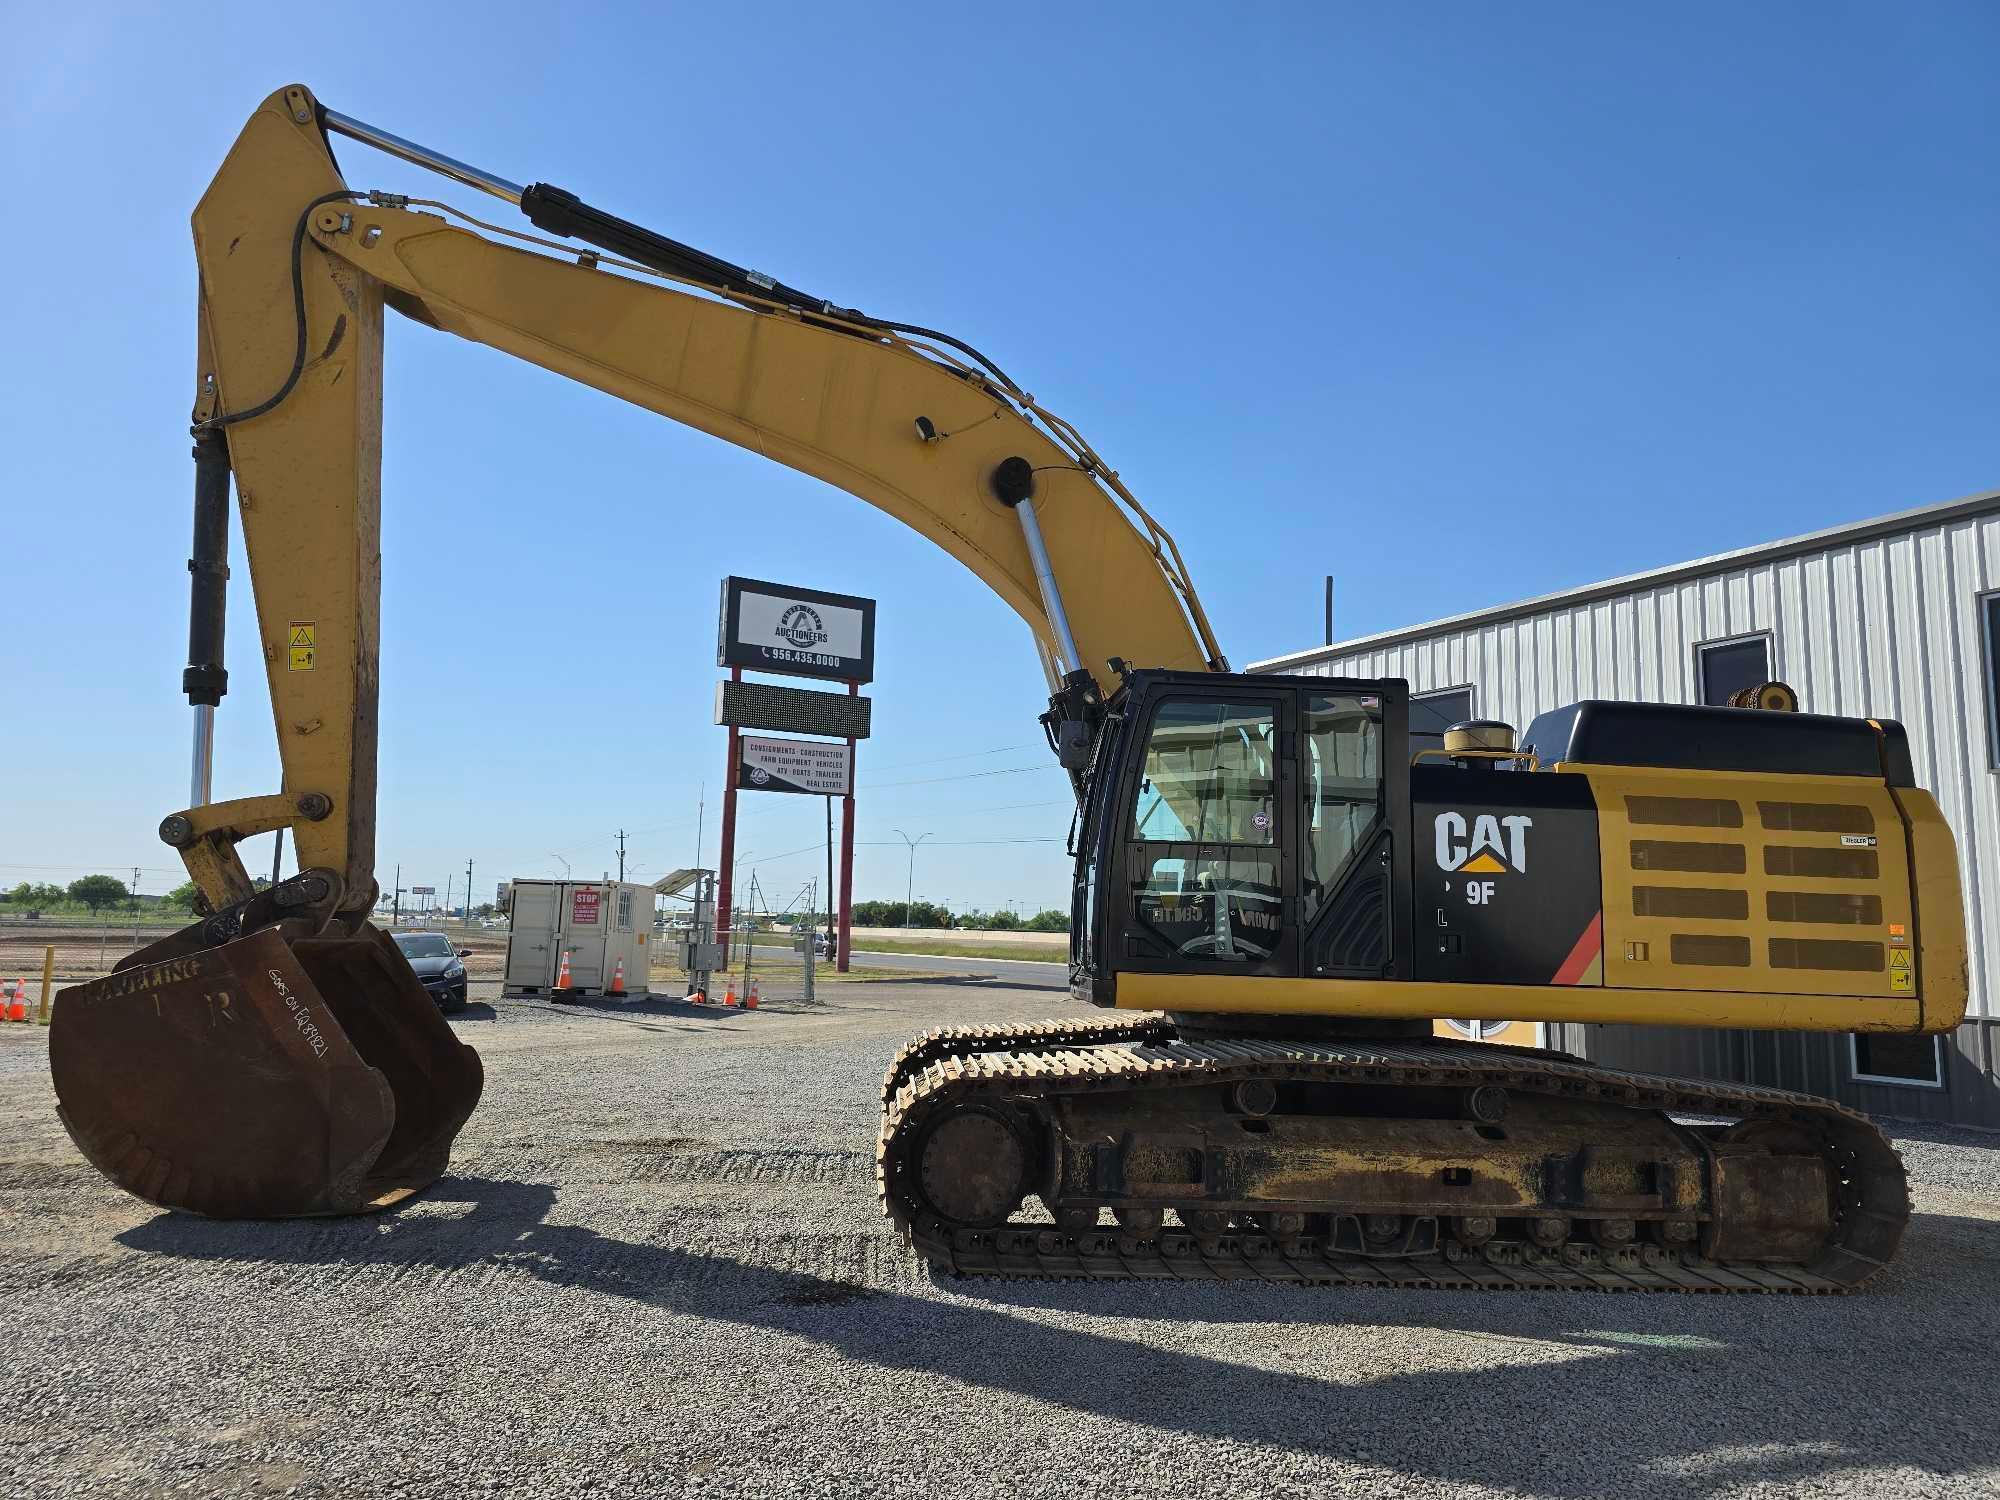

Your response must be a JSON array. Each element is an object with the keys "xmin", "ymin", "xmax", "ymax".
[{"xmin": 393, "ymin": 930, "xmax": 470, "ymax": 1012}]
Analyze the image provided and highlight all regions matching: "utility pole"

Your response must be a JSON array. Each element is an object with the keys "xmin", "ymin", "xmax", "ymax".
[
  {"xmin": 616, "ymin": 829, "xmax": 627, "ymax": 882},
  {"xmin": 131, "ymin": 866, "xmax": 142, "ymax": 949},
  {"xmin": 392, "ymin": 862, "xmax": 402, "ymax": 924},
  {"xmin": 466, "ymin": 857, "xmax": 474, "ymax": 926},
  {"xmin": 894, "ymin": 829, "xmax": 931, "ymax": 929},
  {"xmin": 270, "ymin": 828, "xmax": 284, "ymax": 885},
  {"xmin": 1324, "ymin": 574, "xmax": 1334, "ymax": 646}
]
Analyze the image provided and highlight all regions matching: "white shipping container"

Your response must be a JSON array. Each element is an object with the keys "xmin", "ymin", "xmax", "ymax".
[{"xmin": 503, "ymin": 879, "xmax": 653, "ymax": 997}]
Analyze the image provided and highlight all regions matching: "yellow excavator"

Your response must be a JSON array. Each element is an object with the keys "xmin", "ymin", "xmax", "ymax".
[{"xmin": 51, "ymin": 85, "xmax": 1968, "ymax": 1293}]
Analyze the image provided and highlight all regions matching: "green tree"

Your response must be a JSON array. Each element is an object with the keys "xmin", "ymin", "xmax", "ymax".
[
  {"xmin": 986, "ymin": 909, "xmax": 1023, "ymax": 931},
  {"xmin": 850, "ymin": 898, "xmax": 952, "ymax": 928},
  {"xmin": 6, "ymin": 881, "xmax": 64, "ymax": 908},
  {"xmin": 67, "ymin": 874, "xmax": 129, "ymax": 913},
  {"xmin": 1027, "ymin": 909, "xmax": 1070, "ymax": 933},
  {"xmin": 161, "ymin": 880, "xmax": 201, "ymax": 910}
]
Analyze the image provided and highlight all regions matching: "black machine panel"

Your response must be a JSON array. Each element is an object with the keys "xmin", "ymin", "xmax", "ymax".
[
  {"xmin": 1412, "ymin": 763, "xmax": 1603, "ymax": 986},
  {"xmin": 1520, "ymin": 700, "xmax": 1914, "ymax": 786}
]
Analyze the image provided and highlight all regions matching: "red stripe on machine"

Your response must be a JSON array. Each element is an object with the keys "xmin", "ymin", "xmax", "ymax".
[{"xmin": 1551, "ymin": 912, "xmax": 1604, "ymax": 986}]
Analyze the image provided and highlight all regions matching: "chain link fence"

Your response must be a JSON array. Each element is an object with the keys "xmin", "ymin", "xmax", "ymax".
[{"xmin": 646, "ymin": 927, "xmax": 821, "ymax": 1006}]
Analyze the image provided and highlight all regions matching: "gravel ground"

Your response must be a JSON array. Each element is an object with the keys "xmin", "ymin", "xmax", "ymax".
[{"xmin": 3, "ymin": 978, "xmax": 1999, "ymax": 1499}]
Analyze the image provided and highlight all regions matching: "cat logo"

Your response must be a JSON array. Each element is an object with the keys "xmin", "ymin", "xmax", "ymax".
[{"xmin": 1434, "ymin": 812, "xmax": 1533, "ymax": 876}]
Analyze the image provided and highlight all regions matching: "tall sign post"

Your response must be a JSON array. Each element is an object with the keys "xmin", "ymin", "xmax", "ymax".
[
  {"xmin": 713, "ymin": 577, "xmax": 875, "ymax": 974},
  {"xmin": 716, "ymin": 665, "xmax": 742, "ymax": 960},
  {"xmin": 842, "ymin": 680, "xmax": 858, "ymax": 972}
]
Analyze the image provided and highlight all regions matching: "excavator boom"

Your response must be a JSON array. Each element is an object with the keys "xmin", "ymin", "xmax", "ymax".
[{"xmin": 185, "ymin": 85, "xmax": 1220, "ymax": 914}]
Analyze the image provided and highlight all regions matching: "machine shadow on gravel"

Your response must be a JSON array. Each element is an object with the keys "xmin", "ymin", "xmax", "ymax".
[{"xmin": 115, "ymin": 1179, "xmax": 2000, "ymax": 1497}]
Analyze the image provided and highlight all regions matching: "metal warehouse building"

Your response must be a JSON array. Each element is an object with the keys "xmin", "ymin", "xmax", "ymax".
[{"xmin": 1254, "ymin": 487, "xmax": 2000, "ymax": 1129}]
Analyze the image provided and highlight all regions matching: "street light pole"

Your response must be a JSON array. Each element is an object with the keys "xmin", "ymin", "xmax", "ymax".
[{"xmin": 894, "ymin": 829, "xmax": 931, "ymax": 929}]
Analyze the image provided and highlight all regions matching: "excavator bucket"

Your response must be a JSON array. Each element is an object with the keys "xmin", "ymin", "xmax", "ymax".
[{"xmin": 49, "ymin": 924, "xmax": 482, "ymax": 1217}]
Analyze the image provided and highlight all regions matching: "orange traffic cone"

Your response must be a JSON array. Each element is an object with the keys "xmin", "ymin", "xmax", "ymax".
[
  {"xmin": 687, "ymin": 988, "xmax": 706, "ymax": 1004},
  {"xmin": 607, "ymin": 956, "xmax": 627, "ymax": 997},
  {"xmin": 553, "ymin": 950, "xmax": 574, "ymax": 996},
  {"xmin": 722, "ymin": 983, "xmax": 738, "ymax": 1007},
  {"xmin": 745, "ymin": 978, "xmax": 760, "ymax": 1010},
  {"xmin": 5, "ymin": 981, "xmax": 25, "ymax": 1023}
]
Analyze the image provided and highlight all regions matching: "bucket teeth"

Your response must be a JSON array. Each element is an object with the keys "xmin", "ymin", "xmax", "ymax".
[{"xmin": 50, "ymin": 924, "xmax": 482, "ymax": 1218}]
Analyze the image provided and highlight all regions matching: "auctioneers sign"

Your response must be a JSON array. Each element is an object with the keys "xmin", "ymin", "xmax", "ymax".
[
  {"xmin": 718, "ymin": 576, "xmax": 875, "ymax": 684},
  {"xmin": 737, "ymin": 734, "xmax": 854, "ymax": 796}
]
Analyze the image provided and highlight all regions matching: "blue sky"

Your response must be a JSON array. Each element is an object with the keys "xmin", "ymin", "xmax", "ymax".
[{"xmin": 4, "ymin": 3, "xmax": 1995, "ymax": 914}]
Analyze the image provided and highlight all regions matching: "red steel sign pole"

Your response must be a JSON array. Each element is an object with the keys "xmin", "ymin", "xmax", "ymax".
[
  {"xmin": 838, "ymin": 679, "xmax": 857, "ymax": 973},
  {"xmin": 714, "ymin": 666, "xmax": 741, "ymax": 964}
]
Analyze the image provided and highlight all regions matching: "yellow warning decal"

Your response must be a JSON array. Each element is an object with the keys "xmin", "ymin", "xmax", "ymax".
[
  {"xmin": 1460, "ymin": 853, "xmax": 1506, "ymax": 874},
  {"xmin": 1889, "ymin": 948, "xmax": 1911, "ymax": 970},
  {"xmin": 1891, "ymin": 970, "xmax": 1913, "ymax": 992},
  {"xmin": 287, "ymin": 621, "xmax": 316, "ymax": 672}
]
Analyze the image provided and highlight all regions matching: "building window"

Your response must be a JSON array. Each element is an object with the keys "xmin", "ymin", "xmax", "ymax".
[
  {"xmin": 1410, "ymin": 687, "xmax": 1475, "ymax": 758},
  {"xmin": 1849, "ymin": 1032, "xmax": 1945, "ymax": 1089},
  {"xmin": 1696, "ymin": 635, "xmax": 1772, "ymax": 706},
  {"xmin": 1982, "ymin": 593, "xmax": 2000, "ymax": 769}
]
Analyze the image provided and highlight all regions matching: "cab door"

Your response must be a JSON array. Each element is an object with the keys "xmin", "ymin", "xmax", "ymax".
[
  {"xmin": 1297, "ymin": 686, "xmax": 1405, "ymax": 979},
  {"xmin": 1114, "ymin": 688, "xmax": 1298, "ymax": 978}
]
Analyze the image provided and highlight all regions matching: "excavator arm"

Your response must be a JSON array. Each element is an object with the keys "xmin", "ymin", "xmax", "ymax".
[
  {"xmin": 185, "ymin": 84, "xmax": 1223, "ymax": 917},
  {"xmin": 47, "ymin": 84, "xmax": 1224, "ymax": 1219}
]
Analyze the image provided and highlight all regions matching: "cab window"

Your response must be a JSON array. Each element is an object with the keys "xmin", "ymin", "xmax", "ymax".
[
  {"xmin": 1302, "ymin": 694, "xmax": 1384, "ymax": 921},
  {"xmin": 1127, "ymin": 699, "xmax": 1280, "ymax": 962}
]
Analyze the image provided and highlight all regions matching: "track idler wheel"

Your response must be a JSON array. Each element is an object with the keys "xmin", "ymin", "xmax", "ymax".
[{"xmin": 50, "ymin": 915, "xmax": 483, "ymax": 1218}]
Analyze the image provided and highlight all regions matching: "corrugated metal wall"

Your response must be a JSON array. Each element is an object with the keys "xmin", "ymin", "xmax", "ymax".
[{"xmin": 1278, "ymin": 506, "xmax": 2000, "ymax": 1126}]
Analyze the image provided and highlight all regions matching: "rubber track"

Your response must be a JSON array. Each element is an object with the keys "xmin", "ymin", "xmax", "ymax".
[
  {"xmin": 879, "ymin": 1013, "xmax": 1173, "ymax": 1113},
  {"xmin": 876, "ymin": 1031, "xmax": 1910, "ymax": 1294}
]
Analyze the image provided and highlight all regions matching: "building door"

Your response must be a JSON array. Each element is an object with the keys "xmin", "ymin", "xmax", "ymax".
[
  {"xmin": 505, "ymin": 882, "xmax": 562, "ymax": 990},
  {"xmin": 562, "ymin": 885, "xmax": 607, "ymax": 991}
]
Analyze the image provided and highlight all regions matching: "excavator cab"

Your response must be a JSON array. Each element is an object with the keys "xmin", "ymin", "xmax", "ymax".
[{"xmin": 1070, "ymin": 670, "xmax": 1414, "ymax": 1007}]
